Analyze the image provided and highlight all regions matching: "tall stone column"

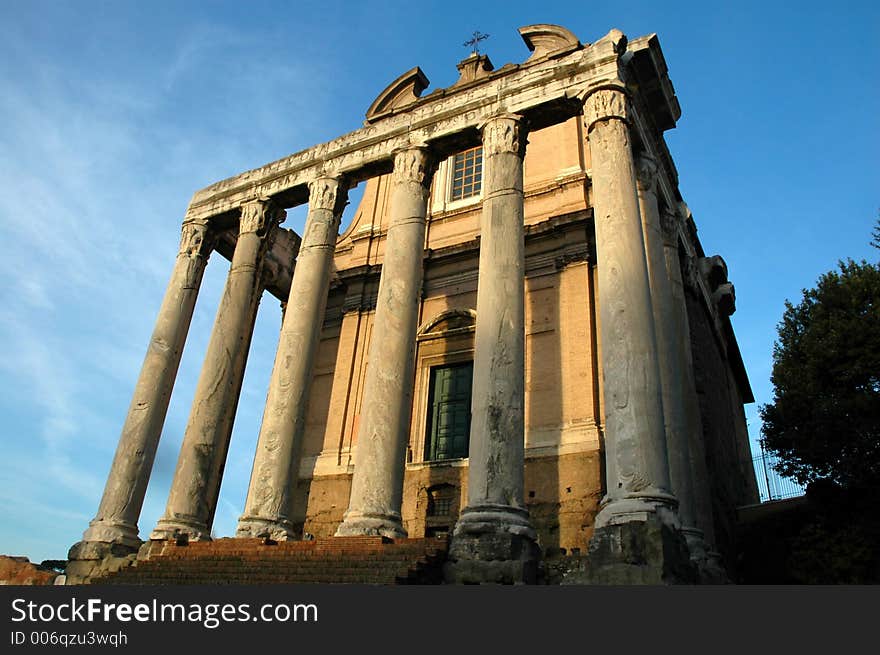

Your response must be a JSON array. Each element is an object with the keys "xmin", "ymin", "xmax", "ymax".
[
  {"xmin": 152, "ymin": 199, "xmax": 282, "ymax": 541},
  {"xmin": 335, "ymin": 147, "xmax": 434, "ymax": 538},
  {"xmin": 446, "ymin": 114, "xmax": 539, "ymax": 584},
  {"xmin": 237, "ymin": 176, "xmax": 347, "ymax": 540},
  {"xmin": 663, "ymin": 206, "xmax": 727, "ymax": 581},
  {"xmin": 67, "ymin": 223, "xmax": 215, "ymax": 579},
  {"xmin": 583, "ymin": 87, "xmax": 694, "ymax": 584},
  {"xmin": 636, "ymin": 154, "xmax": 711, "ymax": 569}
]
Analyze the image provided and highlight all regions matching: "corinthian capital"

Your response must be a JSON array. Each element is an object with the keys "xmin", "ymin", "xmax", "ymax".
[
  {"xmin": 178, "ymin": 221, "xmax": 215, "ymax": 258},
  {"xmin": 635, "ymin": 154, "xmax": 658, "ymax": 193},
  {"xmin": 239, "ymin": 199, "xmax": 285, "ymax": 235},
  {"xmin": 479, "ymin": 114, "xmax": 527, "ymax": 158},
  {"xmin": 391, "ymin": 146, "xmax": 434, "ymax": 188},
  {"xmin": 308, "ymin": 176, "xmax": 348, "ymax": 214},
  {"xmin": 582, "ymin": 87, "xmax": 629, "ymax": 132}
]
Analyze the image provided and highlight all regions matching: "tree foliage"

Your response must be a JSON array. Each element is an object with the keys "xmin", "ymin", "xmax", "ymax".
[{"xmin": 760, "ymin": 257, "xmax": 880, "ymax": 490}]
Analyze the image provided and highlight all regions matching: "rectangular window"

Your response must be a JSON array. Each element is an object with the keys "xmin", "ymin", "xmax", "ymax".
[
  {"xmin": 425, "ymin": 362, "xmax": 473, "ymax": 461},
  {"xmin": 450, "ymin": 146, "xmax": 483, "ymax": 201}
]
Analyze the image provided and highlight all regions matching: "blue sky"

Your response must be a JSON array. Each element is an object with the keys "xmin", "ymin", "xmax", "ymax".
[{"xmin": 1, "ymin": 1, "xmax": 877, "ymax": 563}]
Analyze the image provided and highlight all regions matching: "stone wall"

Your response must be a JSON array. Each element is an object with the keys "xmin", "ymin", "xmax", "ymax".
[{"xmin": 684, "ymin": 287, "xmax": 756, "ymax": 571}]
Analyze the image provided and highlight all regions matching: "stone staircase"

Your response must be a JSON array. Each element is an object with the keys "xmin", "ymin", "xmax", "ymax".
[{"xmin": 93, "ymin": 536, "xmax": 449, "ymax": 585}]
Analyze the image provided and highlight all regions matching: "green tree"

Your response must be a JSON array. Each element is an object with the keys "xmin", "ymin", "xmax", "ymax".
[{"xmin": 760, "ymin": 257, "xmax": 880, "ymax": 490}]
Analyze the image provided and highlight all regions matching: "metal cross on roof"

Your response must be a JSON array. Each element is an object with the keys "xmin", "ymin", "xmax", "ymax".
[{"xmin": 463, "ymin": 30, "xmax": 490, "ymax": 55}]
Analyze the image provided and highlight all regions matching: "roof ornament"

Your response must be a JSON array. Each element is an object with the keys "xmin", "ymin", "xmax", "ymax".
[{"xmin": 463, "ymin": 30, "xmax": 490, "ymax": 55}]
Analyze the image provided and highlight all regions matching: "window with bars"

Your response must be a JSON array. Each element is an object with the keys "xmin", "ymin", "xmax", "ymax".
[
  {"xmin": 427, "ymin": 496, "xmax": 453, "ymax": 517},
  {"xmin": 450, "ymin": 146, "xmax": 483, "ymax": 201}
]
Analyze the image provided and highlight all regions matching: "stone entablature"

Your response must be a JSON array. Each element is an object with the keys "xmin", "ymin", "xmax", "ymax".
[{"xmin": 182, "ymin": 29, "xmax": 677, "ymax": 226}]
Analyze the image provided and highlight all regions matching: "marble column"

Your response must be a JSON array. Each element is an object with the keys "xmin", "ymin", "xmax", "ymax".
[
  {"xmin": 152, "ymin": 199, "xmax": 282, "ymax": 541},
  {"xmin": 636, "ymin": 155, "xmax": 707, "ymax": 563},
  {"xmin": 335, "ymin": 147, "xmax": 433, "ymax": 538},
  {"xmin": 76, "ymin": 222, "xmax": 215, "ymax": 551},
  {"xmin": 584, "ymin": 88, "xmax": 677, "ymax": 524},
  {"xmin": 446, "ymin": 114, "xmax": 538, "ymax": 584},
  {"xmin": 237, "ymin": 176, "xmax": 346, "ymax": 540},
  {"xmin": 582, "ymin": 86, "xmax": 694, "ymax": 583},
  {"xmin": 664, "ymin": 206, "xmax": 727, "ymax": 580}
]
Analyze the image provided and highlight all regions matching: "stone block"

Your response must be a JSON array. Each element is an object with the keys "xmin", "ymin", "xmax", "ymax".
[{"xmin": 581, "ymin": 516, "xmax": 698, "ymax": 584}]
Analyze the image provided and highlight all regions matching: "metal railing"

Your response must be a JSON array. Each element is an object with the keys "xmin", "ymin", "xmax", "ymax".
[{"xmin": 751, "ymin": 447, "xmax": 806, "ymax": 502}]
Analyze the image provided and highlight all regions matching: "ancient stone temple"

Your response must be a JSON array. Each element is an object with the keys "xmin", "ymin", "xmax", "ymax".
[{"xmin": 67, "ymin": 24, "xmax": 758, "ymax": 585}]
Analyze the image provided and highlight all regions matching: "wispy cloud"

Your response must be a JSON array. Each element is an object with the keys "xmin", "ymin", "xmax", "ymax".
[{"xmin": 0, "ymin": 11, "xmax": 326, "ymax": 560}]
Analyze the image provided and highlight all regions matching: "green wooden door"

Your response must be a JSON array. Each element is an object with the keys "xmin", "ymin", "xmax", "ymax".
[{"xmin": 425, "ymin": 362, "xmax": 473, "ymax": 461}]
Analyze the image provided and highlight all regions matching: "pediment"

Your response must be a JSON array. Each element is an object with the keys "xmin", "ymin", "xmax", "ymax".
[
  {"xmin": 417, "ymin": 309, "xmax": 476, "ymax": 338},
  {"xmin": 518, "ymin": 24, "xmax": 581, "ymax": 61},
  {"xmin": 365, "ymin": 66, "xmax": 430, "ymax": 123}
]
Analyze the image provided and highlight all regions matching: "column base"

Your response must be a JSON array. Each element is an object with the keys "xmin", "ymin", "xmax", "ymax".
[
  {"xmin": 444, "ymin": 504, "xmax": 541, "ymax": 584},
  {"xmin": 585, "ymin": 512, "xmax": 698, "ymax": 585},
  {"xmin": 149, "ymin": 515, "xmax": 212, "ymax": 542},
  {"xmin": 65, "ymin": 539, "xmax": 140, "ymax": 585},
  {"xmin": 79, "ymin": 518, "xmax": 142, "ymax": 550},
  {"xmin": 593, "ymin": 491, "xmax": 681, "ymax": 529},
  {"xmin": 235, "ymin": 515, "xmax": 299, "ymax": 541},
  {"xmin": 334, "ymin": 510, "xmax": 407, "ymax": 539}
]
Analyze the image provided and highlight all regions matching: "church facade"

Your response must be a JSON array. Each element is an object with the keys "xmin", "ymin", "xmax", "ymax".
[{"xmin": 68, "ymin": 24, "xmax": 758, "ymax": 584}]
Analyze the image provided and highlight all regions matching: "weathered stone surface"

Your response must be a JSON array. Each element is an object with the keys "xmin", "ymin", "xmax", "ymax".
[
  {"xmin": 336, "ymin": 147, "xmax": 435, "ymax": 538},
  {"xmin": 151, "ymin": 200, "xmax": 282, "ymax": 541},
  {"xmin": 65, "ymin": 541, "xmax": 138, "ymax": 585},
  {"xmin": 238, "ymin": 177, "xmax": 347, "ymax": 540},
  {"xmin": 580, "ymin": 517, "xmax": 697, "ymax": 584}
]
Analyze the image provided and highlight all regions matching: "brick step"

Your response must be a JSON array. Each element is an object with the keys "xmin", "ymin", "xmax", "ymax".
[
  {"xmin": 114, "ymin": 564, "xmax": 413, "ymax": 577},
  {"xmin": 154, "ymin": 550, "xmax": 444, "ymax": 560},
  {"xmin": 94, "ymin": 537, "xmax": 448, "ymax": 585},
  {"xmin": 123, "ymin": 554, "xmax": 446, "ymax": 568},
  {"xmin": 105, "ymin": 572, "xmax": 414, "ymax": 584}
]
